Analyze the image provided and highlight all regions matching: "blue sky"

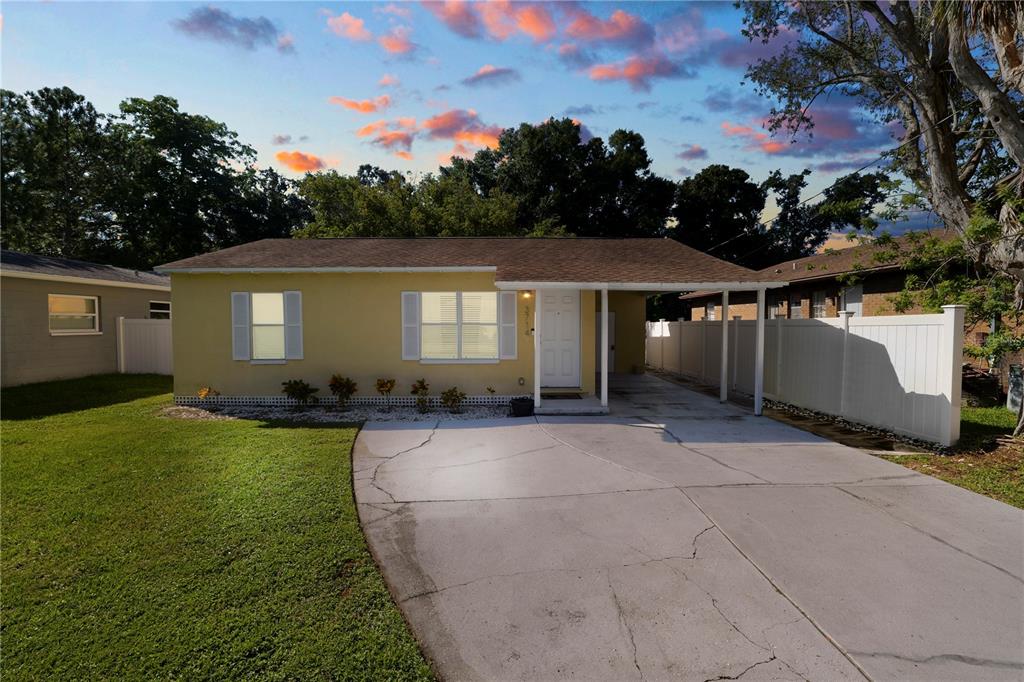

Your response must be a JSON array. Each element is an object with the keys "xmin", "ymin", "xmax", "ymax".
[{"xmin": 1, "ymin": 1, "xmax": 902, "ymax": 212}]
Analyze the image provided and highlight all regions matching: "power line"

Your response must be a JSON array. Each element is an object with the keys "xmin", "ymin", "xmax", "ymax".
[{"xmin": 702, "ymin": 110, "xmax": 959, "ymax": 255}]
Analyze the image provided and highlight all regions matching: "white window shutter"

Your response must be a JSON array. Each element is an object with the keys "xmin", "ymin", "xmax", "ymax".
[
  {"xmin": 231, "ymin": 292, "xmax": 251, "ymax": 361},
  {"xmin": 499, "ymin": 291, "xmax": 517, "ymax": 360},
  {"xmin": 284, "ymin": 291, "xmax": 303, "ymax": 360},
  {"xmin": 401, "ymin": 291, "xmax": 420, "ymax": 360}
]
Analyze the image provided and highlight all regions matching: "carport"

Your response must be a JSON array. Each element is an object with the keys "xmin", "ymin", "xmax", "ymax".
[{"xmin": 493, "ymin": 277, "xmax": 785, "ymax": 416}]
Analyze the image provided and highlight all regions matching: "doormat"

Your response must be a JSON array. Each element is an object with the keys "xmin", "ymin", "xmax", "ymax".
[{"xmin": 540, "ymin": 393, "xmax": 582, "ymax": 400}]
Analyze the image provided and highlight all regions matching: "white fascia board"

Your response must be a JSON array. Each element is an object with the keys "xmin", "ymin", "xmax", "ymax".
[
  {"xmin": 156, "ymin": 266, "xmax": 498, "ymax": 274},
  {"xmin": 494, "ymin": 281, "xmax": 788, "ymax": 291},
  {"xmin": 1, "ymin": 270, "xmax": 170, "ymax": 291}
]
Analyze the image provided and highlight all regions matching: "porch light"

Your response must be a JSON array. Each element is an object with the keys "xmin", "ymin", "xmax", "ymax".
[{"xmin": 521, "ymin": 291, "xmax": 532, "ymax": 299}]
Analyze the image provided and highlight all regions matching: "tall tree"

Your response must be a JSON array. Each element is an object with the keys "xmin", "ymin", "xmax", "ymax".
[
  {"xmin": 671, "ymin": 165, "xmax": 769, "ymax": 267},
  {"xmin": 1, "ymin": 88, "xmax": 310, "ymax": 269},
  {"xmin": 0, "ymin": 87, "xmax": 110, "ymax": 258},
  {"xmin": 443, "ymin": 118, "xmax": 674, "ymax": 237},
  {"xmin": 740, "ymin": 0, "xmax": 1023, "ymax": 292}
]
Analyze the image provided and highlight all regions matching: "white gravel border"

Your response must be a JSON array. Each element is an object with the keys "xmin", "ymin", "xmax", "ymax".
[{"xmin": 164, "ymin": 402, "xmax": 514, "ymax": 422}]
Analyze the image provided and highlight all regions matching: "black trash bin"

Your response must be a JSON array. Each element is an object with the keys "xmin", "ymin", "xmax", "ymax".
[{"xmin": 509, "ymin": 397, "xmax": 534, "ymax": 417}]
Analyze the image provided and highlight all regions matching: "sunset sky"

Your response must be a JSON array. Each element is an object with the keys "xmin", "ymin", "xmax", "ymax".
[{"xmin": 1, "ymin": 1, "xmax": 907, "ymax": 215}]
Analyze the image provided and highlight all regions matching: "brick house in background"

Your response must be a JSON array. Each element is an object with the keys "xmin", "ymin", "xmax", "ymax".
[
  {"xmin": 679, "ymin": 229, "xmax": 1016, "ymax": 392},
  {"xmin": 681, "ymin": 230, "xmax": 947, "ymax": 322}
]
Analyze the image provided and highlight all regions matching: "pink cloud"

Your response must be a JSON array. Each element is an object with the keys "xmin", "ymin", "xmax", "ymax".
[
  {"xmin": 379, "ymin": 25, "xmax": 415, "ymax": 53},
  {"xmin": 422, "ymin": 109, "xmax": 503, "ymax": 149},
  {"xmin": 461, "ymin": 64, "xmax": 521, "ymax": 87},
  {"xmin": 377, "ymin": 3, "xmax": 412, "ymax": 19},
  {"xmin": 565, "ymin": 7, "xmax": 653, "ymax": 48},
  {"xmin": 357, "ymin": 118, "xmax": 417, "ymax": 151},
  {"xmin": 394, "ymin": 150, "xmax": 414, "ymax": 160},
  {"xmin": 327, "ymin": 11, "xmax": 371, "ymax": 41},
  {"xmin": 423, "ymin": 0, "xmax": 481, "ymax": 38},
  {"xmin": 425, "ymin": 0, "xmax": 554, "ymax": 42},
  {"xmin": 328, "ymin": 95, "xmax": 392, "ymax": 113},
  {"xmin": 721, "ymin": 121, "xmax": 787, "ymax": 154},
  {"xmin": 676, "ymin": 144, "xmax": 708, "ymax": 160},
  {"xmin": 379, "ymin": 73, "xmax": 400, "ymax": 87},
  {"xmin": 275, "ymin": 150, "xmax": 327, "ymax": 172},
  {"xmin": 588, "ymin": 53, "xmax": 682, "ymax": 92}
]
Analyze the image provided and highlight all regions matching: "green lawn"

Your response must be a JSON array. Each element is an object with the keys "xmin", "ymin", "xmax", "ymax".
[
  {"xmin": 882, "ymin": 406, "xmax": 1024, "ymax": 509},
  {"xmin": 1, "ymin": 374, "xmax": 432, "ymax": 680}
]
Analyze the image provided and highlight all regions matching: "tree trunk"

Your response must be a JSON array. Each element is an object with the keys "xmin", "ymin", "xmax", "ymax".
[{"xmin": 948, "ymin": 21, "xmax": 1024, "ymax": 168}]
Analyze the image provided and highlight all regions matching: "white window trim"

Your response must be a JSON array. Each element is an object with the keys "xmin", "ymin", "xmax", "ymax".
[
  {"xmin": 250, "ymin": 292, "xmax": 286, "ymax": 362},
  {"xmin": 419, "ymin": 291, "xmax": 500, "ymax": 363},
  {"xmin": 149, "ymin": 300, "xmax": 172, "ymax": 319},
  {"xmin": 48, "ymin": 294, "xmax": 101, "ymax": 335}
]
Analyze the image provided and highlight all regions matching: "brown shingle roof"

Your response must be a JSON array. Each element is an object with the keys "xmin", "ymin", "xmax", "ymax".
[
  {"xmin": 158, "ymin": 238, "xmax": 782, "ymax": 286},
  {"xmin": 680, "ymin": 229, "xmax": 951, "ymax": 299}
]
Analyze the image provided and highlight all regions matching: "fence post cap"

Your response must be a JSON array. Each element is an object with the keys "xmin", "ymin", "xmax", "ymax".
[
  {"xmin": 837, "ymin": 310, "xmax": 853, "ymax": 317},
  {"xmin": 940, "ymin": 304, "xmax": 967, "ymax": 310}
]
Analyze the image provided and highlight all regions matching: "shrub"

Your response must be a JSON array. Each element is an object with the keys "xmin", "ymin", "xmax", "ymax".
[
  {"xmin": 196, "ymin": 386, "xmax": 220, "ymax": 400},
  {"xmin": 281, "ymin": 379, "xmax": 319, "ymax": 406},
  {"xmin": 328, "ymin": 375, "xmax": 358, "ymax": 409},
  {"xmin": 376, "ymin": 378, "xmax": 396, "ymax": 410},
  {"xmin": 411, "ymin": 378, "xmax": 430, "ymax": 413},
  {"xmin": 441, "ymin": 386, "xmax": 467, "ymax": 413}
]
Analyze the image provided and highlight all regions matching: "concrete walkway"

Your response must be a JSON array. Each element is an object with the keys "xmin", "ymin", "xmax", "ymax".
[{"xmin": 354, "ymin": 375, "xmax": 1024, "ymax": 681}]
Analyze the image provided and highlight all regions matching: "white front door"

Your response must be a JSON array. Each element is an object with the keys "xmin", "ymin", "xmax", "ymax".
[{"xmin": 540, "ymin": 290, "xmax": 581, "ymax": 388}]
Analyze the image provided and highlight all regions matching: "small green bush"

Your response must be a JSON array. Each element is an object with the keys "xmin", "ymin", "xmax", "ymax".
[
  {"xmin": 441, "ymin": 387, "xmax": 466, "ymax": 413},
  {"xmin": 281, "ymin": 379, "xmax": 319, "ymax": 406},
  {"xmin": 411, "ymin": 378, "xmax": 430, "ymax": 413},
  {"xmin": 328, "ymin": 375, "xmax": 358, "ymax": 409}
]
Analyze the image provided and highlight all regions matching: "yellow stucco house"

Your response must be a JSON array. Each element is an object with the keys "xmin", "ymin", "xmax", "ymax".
[{"xmin": 158, "ymin": 238, "xmax": 780, "ymax": 413}]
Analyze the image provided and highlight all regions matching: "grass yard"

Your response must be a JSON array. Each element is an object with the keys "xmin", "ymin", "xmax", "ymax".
[
  {"xmin": 1, "ymin": 374, "xmax": 432, "ymax": 680},
  {"xmin": 882, "ymin": 406, "xmax": 1024, "ymax": 510}
]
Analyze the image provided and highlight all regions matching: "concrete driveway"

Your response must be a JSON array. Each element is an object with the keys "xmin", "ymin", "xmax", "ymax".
[{"xmin": 354, "ymin": 375, "xmax": 1024, "ymax": 681}]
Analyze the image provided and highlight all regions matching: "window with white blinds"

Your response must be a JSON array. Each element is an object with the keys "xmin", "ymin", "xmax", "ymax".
[{"xmin": 419, "ymin": 291, "xmax": 499, "ymax": 360}]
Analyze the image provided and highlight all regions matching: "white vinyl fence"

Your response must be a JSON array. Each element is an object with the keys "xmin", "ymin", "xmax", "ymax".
[
  {"xmin": 117, "ymin": 317, "xmax": 173, "ymax": 375},
  {"xmin": 647, "ymin": 306, "xmax": 965, "ymax": 446}
]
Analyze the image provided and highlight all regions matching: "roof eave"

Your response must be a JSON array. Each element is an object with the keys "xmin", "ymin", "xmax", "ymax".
[
  {"xmin": 495, "ymin": 280, "xmax": 788, "ymax": 291},
  {"xmin": 1, "ymin": 269, "xmax": 170, "ymax": 291}
]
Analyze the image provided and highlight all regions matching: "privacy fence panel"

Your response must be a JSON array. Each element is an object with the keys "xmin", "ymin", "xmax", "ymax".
[
  {"xmin": 646, "ymin": 306, "xmax": 964, "ymax": 446},
  {"xmin": 118, "ymin": 317, "xmax": 173, "ymax": 375}
]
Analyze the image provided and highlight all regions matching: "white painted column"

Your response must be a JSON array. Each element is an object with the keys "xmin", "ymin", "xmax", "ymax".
[
  {"xmin": 601, "ymin": 288, "xmax": 609, "ymax": 407},
  {"xmin": 533, "ymin": 290, "xmax": 542, "ymax": 409},
  {"xmin": 940, "ymin": 305, "xmax": 966, "ymax": 446},
  {"xmin": 719, "ymin": 290, "xmax": 729, "ymax": 402},
  {"xmin": 117, "ymin": 316, "xmax": 126, "ymax": 373},
  {"xmin": 754, "ymin": 289, "xmax": 766, "ymax": 416},
  {"xmin": 838, "ymin": 310, "xmax": 853, "ymax": 417},
  {"xmin": 732, "ymin": 315, "xmax": 741, "ymax": 390}
]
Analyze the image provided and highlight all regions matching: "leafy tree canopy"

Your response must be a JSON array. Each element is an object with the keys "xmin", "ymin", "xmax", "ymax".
[{"xmin": 1, "ymin": 87, "xmax": 309, "ymax": 269}]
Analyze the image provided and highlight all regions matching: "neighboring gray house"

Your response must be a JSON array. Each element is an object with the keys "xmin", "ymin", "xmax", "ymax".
[{"xmin": 1, "ymin": 251, "xmax": 171, "ymax": 387}]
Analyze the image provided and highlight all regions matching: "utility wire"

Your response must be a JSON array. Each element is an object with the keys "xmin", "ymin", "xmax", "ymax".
[{"xmin": 702, "ymin": 110, "xmax": 959, "ymax": 255}]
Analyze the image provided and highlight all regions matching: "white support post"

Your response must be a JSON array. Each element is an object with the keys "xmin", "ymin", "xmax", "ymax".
[
  {"xmin": 940, "ymin": 305, "xmax": 966, "ymax": 446},
  {"xmin": 775, "ymin": 316, "xmax": 784, "ymax": 397},
  {"xmin": 754, "ymin": 289, "xmax": 766, "ymax": 416},
  {"xmin": 701, "ymin": 319, "xmax": 708, "ymax": 382},
  {"xmin": 678, "ymin": 317, "xmax": 686, "ymax": 375},
  {"xmin": 117, "ymin": 316, "xmax": 126, "ymax": 373},
  {"xmin": 601, "ymin": 288, "xmax": 609, "ymax": 408},
  {"xmin": 534, "ymin": 290, "xmax": 542, "ymax": 409},
  {"xmin": 838, "ymin": 311, "xmax": 853, "ymax": 417},
  {"xmin": 732, "ymin": 315, "xmax": 741, "ymax": 390},
  {"xmin": 720, "ymin": 291, "xmax": 729, "ymax": 401}
]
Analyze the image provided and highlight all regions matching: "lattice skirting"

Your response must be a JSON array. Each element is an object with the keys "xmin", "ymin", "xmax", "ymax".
[{"xmin": 175, "ymin": 394, "xmax": 529, "ymax": 408}]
